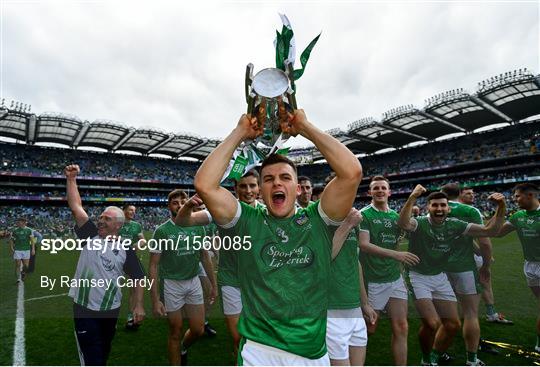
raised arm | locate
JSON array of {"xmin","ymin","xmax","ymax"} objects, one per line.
[
  {"xmin": 174, "ymin": 194, "xmax": 212, "ymax": 227},
  {"xmin": 194, "ymin": 115, "xmax": 262, "ymax": 225},
  {"xmin": 64, "ymin": 165, "xmax": 89, "ymax": 228},
  {"xmin": 398, "ymin": 184, "xmax": 426, "ymax": 231},
  {"xmin": 281, "ymin": 109, "xmax": 362, "ymax": 222},
  {"xmin": 331, "ymin": 208, "xmax": 362, "ymax": 260},
  {"xmin": 494, "ymin": 222, "xmax": 516, "ymax": 237},
  {"xmin": 466, "ymin": 193, "xmax": 506, "ymax": 237}
]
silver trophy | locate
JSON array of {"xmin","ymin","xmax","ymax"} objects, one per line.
[{"xmin": 245, "ymin": 61, "xmax": 297, "ymax": 147}]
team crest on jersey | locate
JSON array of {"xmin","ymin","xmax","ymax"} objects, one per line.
[
  {"xmin": 100, "ymin": 254, "xmax": 115, "ymax": 272},
  {"xmin": 112, "ymin": 249, "xmax": 119, "ymax": 256},
  {"xmin": 295, "ymin": 214, "xmax": 309, "ymax": 226}
]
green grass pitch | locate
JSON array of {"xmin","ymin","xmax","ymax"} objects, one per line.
[{"xmin": 1, "ymin": 231, "xmax": 538, "ymax": 365}]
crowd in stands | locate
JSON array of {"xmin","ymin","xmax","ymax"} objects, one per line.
[
  {"xmin": 0, "ymin": 144, "xmax": 198, "ymax": 183},
  {"xmin": 0, "ymin": 205, "xmax": 169, "ymax": 236},
  {"xmin": 0, "ymin": 122, "xmax": 538, "ymax": 184}
]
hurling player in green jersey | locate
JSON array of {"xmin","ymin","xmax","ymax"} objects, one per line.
[
  {"xmin": 194, "ymin": 108, "xmax": 362, "ymax": 365},
  {"xmin": 493, "ymin": 182, "xmax": 540, "ymax": 352},
  {"xmin": 329, "ymin": 207, "xmax": 377, "ymax": 366},
  {"xmin": 459, "ymin": 187, "xmax": 512, "ymax": 325},
  {"xmin": 9, "ymin": 217, "xmax": 36, "ymax": 282},
  {"xmin": 176, "ymin": 170, "xmax": 265, "ymax": 361},
  {"xmin": 297, "ymin": 176, "xmax": 315, "ymax": 208},
  {"xmin": 398, "ymin": 185, "xmax": 506, "ymax": 365},
  {"xmin": 149, "ymin": 189, "xmax": 217, "ymax": 365},
  {"xmin": 359, "ymin": 176, "xmax": 419, "ymax": 365},
  {"xmin": 441, "ymin": 183, "xmax": 493, "ymax": 366},
  {"xmin": 120, "ymin": 204, "xmax": 146, "ymax": 330}
]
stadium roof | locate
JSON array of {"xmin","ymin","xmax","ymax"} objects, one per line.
[{"xmin": 1, "ymin": 68, "xmax": 539, "ymax": 161}]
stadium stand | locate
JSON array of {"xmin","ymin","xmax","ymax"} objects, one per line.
[{"xmin": 0, "ymin": 68, "xmax": 538, "ymax": 230}]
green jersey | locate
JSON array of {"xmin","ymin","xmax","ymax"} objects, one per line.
[
  {"xmin": 217, "ymin": 201, "xmax": 266, "ymax": 288},
  {"xmin": 223, "ymin": 201, "xmax": 337, "ymax": 359},
  {"xmin": 12, "ymin": 227, "xmax": 33, "ymax": 251},
  {"xmin": 118, "ymin": 220, "xmax": 143, "ymax": 247},
  {"xmin": 152, "ymin": 219, "xmax": 204, "ymax": 280},
  {"xmin": 408, "ymin": 216, "xmax": 471, "ymax": 275},
  {"xmin": 329, "ymin": 226, "xmax": 360, "ymax": 309},
  {"xmin": 508, "ymin": 205, "xmax": 540, "ymax": 261},
  {"xmin": 359, "ymin": 205, "xmax": 402, "ymax": 283},
  {"xmin": 446, "ymin": 201, "xmax": 483, "ymax": 272}
]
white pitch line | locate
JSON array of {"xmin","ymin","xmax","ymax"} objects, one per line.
[
  {"xmin": 13, "ymin": 282, "xmax": 26, "ymax": 366},
  {"xmin": 25, "ymin": 293, "xmax": 68, "ymax": 302}
]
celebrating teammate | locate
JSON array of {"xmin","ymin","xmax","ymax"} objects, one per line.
[
  {"xmin": 297, "ymin": 176, "xmax": 314, "ymax": 208},
  {"xmin": 64, "ymin": 164, "xmax": 145, "ymax": 366},
  {"xmin": 458, "ymin": 186, "xmax": 513, "ymax": 325},
  {"xmin": 194, "ymin": 108, "xmax": 362, "ymax": 365},
  {"xmin": 441, "ymin": 183, "xmax": 492, "ymax": 365},
  {"xmin": 9, "ymin": 217, "xmax": 35, "ymax": 283},
  {"xmin": 176, "ymin": 170, "xmax": 266, "ymax": 361},
  {"xmin": 119, "ymin": 204, "xmax": 146, "ymax": 330},
  {"xmin": 493, "ymin": 182, "xmax": 540, "ymax": 352},
  {"xmin": 398, "ymin": 185, "xmax": 506, "ymax": 365},
  {"xmin": 149, "ymin": 189, "xmax": 217, "ymax": 365},
  {"xmin": 359, "ymin": 176, "xmax": 418, "ymax": 365}
]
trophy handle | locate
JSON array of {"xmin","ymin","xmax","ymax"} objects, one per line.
[
  {"xmin": 247, "ymin": 92, "xmax": 257, "ymax": 115},
  {"xmin": 283, "ymin": 60, "xmax": 297, "ymax": 110},
  {"xmin": 245, "ymin": 63, "xmax": 254, "ymax": 103}
]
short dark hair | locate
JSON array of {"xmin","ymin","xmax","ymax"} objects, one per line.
[
  {"xmin": 234, "ymin": 169, "xmax": 260, "ymax": 187},
  {"xmin": 122, "ymin": 204, "xmax": 135, "ymax": 211},
  {"xmin": 168, "ymin": 189, "xmax": 188, "ymax": 203},
  {"xmin": 514, "ymin": 182, "xmax": 539, "ymax": 194},
  {"xmin": 16, "ymin": 217, "xmax": 27, "ymax": 222},
  {"xmin": 260, "ymin": 154, "xmax": 297, "ymax": 176},
  {"xmin": 298, "ymin": 176, "xmax": 312, "ymax": 185},
  {"xmin": 441, "ymin": 183, "xmax": 460, "ymax": 199},
  {"xmin": 427, "ymin": 191, "xmax": 448, "ymax": 203},
  {"xmin": 460, "ymin": 186, "xmax": 474, "ymax": 192},
  {"xmin": 370, "ymin": 175, "xmax": 390, "ymax": 186}
]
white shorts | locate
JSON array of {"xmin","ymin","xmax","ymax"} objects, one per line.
[
  {"xmin": 326, "ymin": 308, "xmax": 367, "ymax": 360},
  {"xmin": 474, "ymin": 254, "xmax": 483, "ymax": 269},
  {"xmin": 163, "ymin": 276, "xmax": 204, "ymax": 312},
  {"xmin": 409, "ymin": 271, "xmax": 456, "ymax": 301},
  {"xmin": 221, "ymin": 285, "xmax": 242, "ymax": 316},
  {"xmin": 524, "ymin": 261, "xmax": 540, "ymax": 287},
  {"xmin": 447, "ymin": 270, "xmax": 481, "ymax": 295},
  {"xmin": 368, "ymin": 276, "xmax": 408, "ymax": 311},
  {"xmin": 13, "ymin": 250, "xmax": 30, "ymax": 260},
  {"xmin": 198, "ymin": 262, "xmax": 207, "ymax": 277},
  {"xmin": 240, "ymin": 339, "xmax": 329, "ymax": 366}
]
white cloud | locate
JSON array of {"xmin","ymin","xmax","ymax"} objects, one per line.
[{"xmin": 2, "ymin": 0, "xmax": 538, "ymax": 144}]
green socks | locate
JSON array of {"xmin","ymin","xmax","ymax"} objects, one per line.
[{"xmin": 467, "ymin": 351, "xmax": 478, "ymax": 363}]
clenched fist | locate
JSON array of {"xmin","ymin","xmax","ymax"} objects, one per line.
[
  {"xmin": 410, "ymin": 184, "xmax": 426, "ymax": 198},
  {"xmin": 64, "ymin": 164, "xmax": 80, "ymax": 179}
]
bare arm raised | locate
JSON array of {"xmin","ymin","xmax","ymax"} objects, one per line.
[
  {"xmin": 194, "ymin": 115, "xmax": 262, "ymax": 225},
  {"xmin": 64, "ymin": 165, "xmax": 89, "ymax": 228},
  {"xmin": 398, "ymin": 184, "xmax": 426, "ymax": 231},
  {"xmin": 466, "ymin": 193, "xmax": 507, "ymax": 237},
  {"xmin": 281, "ymin": 109, "xmax": 362, "ymax": 221}
]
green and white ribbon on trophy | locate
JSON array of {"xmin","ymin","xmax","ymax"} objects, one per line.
[{"xmin": 223, "ymin": 13, "xmax": 320, "ymax": 182}]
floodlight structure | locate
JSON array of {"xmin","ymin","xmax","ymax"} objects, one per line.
[
  {"xmin": 425, "ymin": 88, "xmax": 468, "ymax": 110},
  {"xmin": 477, "ymin": 68, "xmax": 535, "ymax": 93}
]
